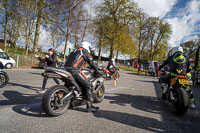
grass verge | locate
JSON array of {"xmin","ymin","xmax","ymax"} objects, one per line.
[{"xmin": 119, "ymin": 66, "xmax": 146, "ymax": 75}]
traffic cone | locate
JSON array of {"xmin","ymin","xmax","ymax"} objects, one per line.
[{"xmin": 113, "ymin": 79, "xmax": 117, "ymax": 86}]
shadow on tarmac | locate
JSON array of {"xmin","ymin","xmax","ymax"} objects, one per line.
[
  {"xmin": 0, "ymin": 90, "xmax": 40, "ymax": 106},
  {"xmin": 7, "ymin": 82, "xmax": 41, "ymax": 91},
  {"xmin": 0, "ymin": 90, "xmax": 47, "ymax": 117},
  {"xmin": 72, "ymin": 106, "xmax": 164, "ymax": 133},
  {"xmin": 12, "ymin": 103, "xmax": 48, "ymax": 118},
  {"xmin": 104, "ymin": 77, "xmax": 200, "ymax": 133}
]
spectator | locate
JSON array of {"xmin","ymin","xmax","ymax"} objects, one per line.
[
  {"xmin": 35, "ymin": 48, "xmax": 60, "ymax": 93},
  {"xmin": 127, "ymin": 62, "xmax": 130, "ymax": 67}
]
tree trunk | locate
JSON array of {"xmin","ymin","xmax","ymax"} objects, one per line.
[
  {"xmin": 3, "ymin": 0, "xmax": 8, "ymax": 51},
  {"xmin": 98, "ymin": 43, "xmax": 102, "ymax": 63},
  {"xmin": 25, "ymin": 36, "xmax": 31, "ymax": 55},
  {"xmin": 63, "ymin": 34, "xmax": 69, "ymax": 62},
  {"xmin": 63, "ymin": 9, "xmax": 71, "ymax": 62},
  {"xmin": 109, "ymin": 42, "xmax": 114, "ymax": 59},
  {"xmin": 116, "ymin": 50, "xmax": 119, "ymax": 64},
  {"xmin": 150, "ymin": 41, "xmax": 153, "ymax": 61},
  {"xmin": 33, "ymin": 0, "xmax": 43, "ymax": 53},
  {"xmin": 13, "ymin": 38, "xmax": 18, "ymax": 48},
  {"xmin": 81, "ymin": 19, "xmax": 88, "ymax": 42}
]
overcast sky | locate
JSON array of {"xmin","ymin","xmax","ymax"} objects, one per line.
[{"xmin": 135, "ymin": 0, "xmax": 200, "ymax": 47}]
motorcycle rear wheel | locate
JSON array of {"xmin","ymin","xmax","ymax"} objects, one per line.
[
  {"xmin": 172, "ymin": 87, "xmax": 188, "ymax": 116},
  {"xmin": 0, "ymin": 72, "xmax": 9, "ymax": 88},
  {"xmin": 42, "ymin": 85, "xmax": 71, "ymax": 117}
]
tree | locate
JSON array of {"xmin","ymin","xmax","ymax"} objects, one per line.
[
  {"xmin": 2, "ymin": 0, "xmax": 10, "ymax": 50},
  {"xmin": 97, "ymin": 0, "xmax": 137, "ymax": 59},
  {"xmin": 50, "ymin": 0, "xmax": 86, "ymax": 61},
  {"xmin": 32, "ymin": 0, "xmax": 64, "ymax": 53},
  {"xmin": 32, "ymin": 0, "xmax": 44, "ymax": 53},
  {"xmin": 19, "ymin": 0, "xmax": 38, "ymax": 55},
  {"xmin": 180, "ymin": 36, "xmax": 200, "ymax": 60},
  {"xmin": 6, "ymin": 0, "xmax": 22, "ymax": 48},
  {"xmin": 131, "ymin": 8, "xmax": 148, "ymax": 61},
  {"xmin": 144, "ymin": 17, "xmax": 172, "ymax": 61}
]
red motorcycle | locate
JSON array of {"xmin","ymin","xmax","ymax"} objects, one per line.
[{"xmin": 100, "ymin": 67, "xmax": 120, "ymax": 80}]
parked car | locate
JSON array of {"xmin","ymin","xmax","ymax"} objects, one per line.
[{"xmin": 0, "ymin": 48, "xmax": 16, "ymax": 69}]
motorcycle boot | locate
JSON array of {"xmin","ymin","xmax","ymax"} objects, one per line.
[
  {"xmin": 86, "ymin": 88, "xmax": 99, "ymax": 112},
  {"xmin": 189, "ymin": 98, "xmax": 196, "ymax": 109},
  {"xmin": 161, "ymin": 83, "xmax": 168, "ymax": 94},
  {"xmin": 74, "ymin": 90, "xmax": 82, "ymax": 100},
  {"xmin": 86, "ymin": 101, "xmax": 99, "ymax": 112},
  {"xmin": 161, "ymin": 83, "xmax": 167, "ymax": 100}
]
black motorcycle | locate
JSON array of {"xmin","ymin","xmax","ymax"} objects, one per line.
[
  {"xmin": 0, "ymin": 62, "xmax": 9, "ymax": 88},
  {"xmin": 42, "ymin": 67, "xmax": 105, "ymax": 117},
  {"xmin": 159, "ymin": 69, "xmax": 190, "ymax": 115}
]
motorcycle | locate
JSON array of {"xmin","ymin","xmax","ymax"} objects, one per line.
[
  {"xmin": 100, "ymin": 67, "xmax": 120, "ymax": 80},
  {"xmin": 0, "ymin": 62, "xmax": 9, "ymax": 88},
  {"xmin": 42, "ymin": 67, "xmax": 105, "ymax": 117},
  {"xmin": 159, "ymin": 69, "xmax": 191, "ymax": 115}
]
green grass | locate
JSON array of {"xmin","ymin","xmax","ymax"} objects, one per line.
[{"xmin": 119, "ymin": 66, "xmax": 146, "ymax": 75}]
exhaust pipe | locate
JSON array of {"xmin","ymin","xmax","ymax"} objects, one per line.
[
  {"xmin": 60, "ymin": 91, "xmax": 74, "ymax": 103},
  {"xmin": 42, "ymin": 72, "xmax": 62, "ymax": 79}
]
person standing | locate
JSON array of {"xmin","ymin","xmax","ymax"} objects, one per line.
[{"xmin": 35, "ymin": 48, "xmax": 60, "ymax": 93}]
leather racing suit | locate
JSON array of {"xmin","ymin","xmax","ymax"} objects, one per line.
[
  {"xmin": 107, "ymin": 60, "xmax": 117, "ymax": 74},
  {"xmin": 64, "ymin": 47, "xmax": 99, "ymax": 104}
]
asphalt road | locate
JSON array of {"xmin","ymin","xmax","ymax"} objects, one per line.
[{"xmin": 0, "ymin": 69, "xmax": 200, "ymax": 133}]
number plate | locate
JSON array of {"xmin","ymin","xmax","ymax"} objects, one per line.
[{"xmin": 178, "ymin": 79, "xmax": 189, "ymax": 85}]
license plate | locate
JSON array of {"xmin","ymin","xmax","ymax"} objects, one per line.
[{"xmin": 178, "ymin": 79, "xmax": 189, "ymax": 85}]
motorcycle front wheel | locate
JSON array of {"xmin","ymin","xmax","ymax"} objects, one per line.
[
  {"xmin": 42, "ymin": 85, "xmax": 71, "ymax": 117},
  {"xmin": 115, "ymin": 72, "xmax": 120, "ymax": 80},
  {"xmin": 172, "ymin": 87, "xmax": 188, "ymax": 116},
  {"xmin": 0, "ymin": 72, "xmax": 9, "ymax": 88},
  {"xmin": 93, "ymin": 85, "xmax": 105, "ymax": 103}
]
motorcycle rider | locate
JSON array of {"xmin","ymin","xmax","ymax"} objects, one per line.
[
  {"xmin": 158, "ymin": 46, "xmax": 196, "ymax": 109},
  {"xmin": 64, "ymin": 42, "xmax": 100, "ymax": 112},
  {"xmin": 107, "ymin": 58, "xmax": 117, "ymax": 75}
]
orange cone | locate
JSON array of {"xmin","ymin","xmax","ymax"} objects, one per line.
[{"xmin": 113, "ymin": 79, "xmax": 117, "ymax": 86}]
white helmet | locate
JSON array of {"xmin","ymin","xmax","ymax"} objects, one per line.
[
  {"xmin": 172, "ymin": 46, "xmax": 183, "ymax": 55},
  {"xmin": 81, "ymin": 42, "xmax": 91, "ymax": 53}
]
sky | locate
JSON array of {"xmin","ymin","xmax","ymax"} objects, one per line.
[{"xmin": 134, "ymin": 0, "xmax": 200, "ymax": 47}]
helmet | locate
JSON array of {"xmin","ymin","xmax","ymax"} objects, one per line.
[
  {"xmin": 172, "ymin": 46, "xmax": 183, "ymax": 55},
  {"xmin": 81, "ymin": 42, "xmax": 91, "ymax": 53},
  {"xmin": 111, "ymin": 58, "xmax": 115, "ymax": 62}
]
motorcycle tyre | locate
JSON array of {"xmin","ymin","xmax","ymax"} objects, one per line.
[
  {"xmin": 172, "ymin": 87, "xmax": 188, "ymax": 116},
  {"xmin": 42, "ymin": 85, "xmax": 71, "ymax": 117},
  {"xmin": 0, "ymin": 72, "xmax": 9, "ymax": 88},
  {"xmin": 93, "ymin": 85, "xmax": 105, "ymax": 103}
]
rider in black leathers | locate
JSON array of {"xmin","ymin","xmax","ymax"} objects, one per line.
[
  {"xmin": 64, "ymin": 42, "xmax": 100, "ymax": 112},
  {"xmin": 107, "ymin": 58, "xmax": 117, "ymax": 74},
  {"xmin": 158, "ymin": 46, "xmax": 196, "ymax": 109}
]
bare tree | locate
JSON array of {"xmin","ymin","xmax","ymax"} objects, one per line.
[{"xmin": 2, "ymin": 0, "xmax": 10, "ymax": 50}]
